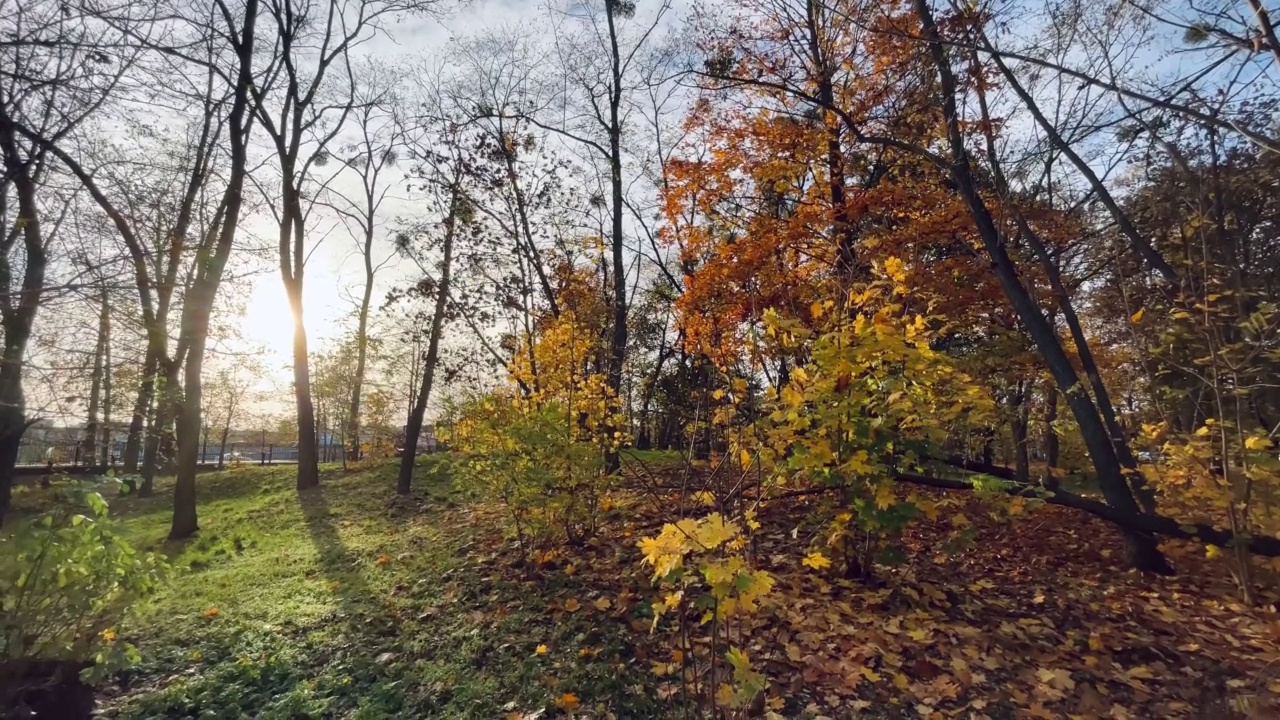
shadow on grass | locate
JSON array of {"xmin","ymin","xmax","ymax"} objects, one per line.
[{"xmin": 298, "ymin": 484, "xmax": 376, "ymax": 620}]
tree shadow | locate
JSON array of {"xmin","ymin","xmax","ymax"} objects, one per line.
[{"xmin": 298, "ymin": 485, "xmax": 375, "ymax": 619}]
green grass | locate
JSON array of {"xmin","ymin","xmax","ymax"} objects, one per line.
[
  {"xmin": 28, "ymin": 458, "xmax": 663, "ymax": 719},
  {"xmin": 619, "ymin": 448, "xmax": 684, "ymax": 468}
]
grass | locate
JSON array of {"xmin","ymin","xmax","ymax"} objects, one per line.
[{"xmin": 30, "ymin": 458, "xmax": 662, "ymax": 719}]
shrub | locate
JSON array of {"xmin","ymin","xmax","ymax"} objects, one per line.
[
  {"xmin": 454, "ymin": 394, "xmax": 614, "ymax": 551},
  {"xmin": 1, "ymin": 482, "xmax": 169, "ymax": 690}
]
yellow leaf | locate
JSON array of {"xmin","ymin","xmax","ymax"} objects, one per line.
[
  {"xmin": 101, "ymin": 628, "xmax": 117, "ymax": 642},
  {"xmin": 1245, "ymin": 435, "xmax": 1272, "ymax": 451},
  {"xmin": 802, "ymin": 551, "xmax": 832, "ymax": 570},
  {"xmin": 555, "ymin": 692, "xmax": 579, "ymax": 712},
  {"xmin": 563, "ymin": 598, "xmax": 580, "ymax": 612},
  {"xmin": 875, "ymin": 484, "xmax": 896, "ymax": 510},
  {"xmin": 1088, "ymin": 633, "xmax": 1104, "ymax": 651},
  {"xmin": 810, "ymin": 301, "xmax": 824, "ymax": 319},
  {"xmin": 535, "ymin": 644, "xmax": 548, "ymax": 656},
  {"xmin": 884, "ymin": 256, "xmax": 908, "ymax": 283},
  {"xmin": 1205, "ymin": 544, "xmax": 1221, "ymax": 559},
  {"xmin": 592, "ymin": 597, "xmax": 612, "ymax": 611},
  {"xmin": 712, "ymin": 389, "xmax": 725, "ymax": 400},
  {"xmin": 1130, "ymin": 307, "xmax": 1145, "ymax": 323},
  {"xmin": 739, "ymin": 448, "xmax": 752, "ymax": 469}
]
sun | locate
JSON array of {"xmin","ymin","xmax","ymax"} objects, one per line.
[{"xmin": 239, "ymin": 276, "xmax": 298, "ymax": 371}]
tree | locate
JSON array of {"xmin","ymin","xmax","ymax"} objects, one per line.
[
  {"xmin": 497, "ymin": 0, "xmax": 672, "ymax": 470},
  {"xmin": 326, "ymin": 59, "xmax": 405, "ymax": 461},
  {"xmin": 203, "ymin": 358, "xmax": 262, "ymax": 469},
  {"xmin": 250, "ymin": 0, "xmax": 435, "ymax": 492},
  {"xmin": 0, "ymin": 0, "xmax": 151, "ymax": 521},
  {"xmin": 169, "ymin": 0, "xmax": 262, "ymax": 539},
  {"xmin": 393, "ymin": 133, "xmax": 466, "ymax": 494}
]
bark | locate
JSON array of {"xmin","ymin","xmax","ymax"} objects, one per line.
[
  {"xmin": 0, "ymin": 115, "xmax": 47, "ymax": 524},
  {"xmin": 141, "ymin": 359, "xmax": 180, "ymax": 495},
  {"xmin": 101, "ymin": 304, "xmax": 111, "ymax": 467},
  {"xmin": 84, "ymin": 291, "xmax": 108, "ymax": 466},
  {"xmin": 218, "ymin": 423, "xmax": 230, "ymax": 470},
  {"xmin": 1012, "ymin": 381, "xmax": 1030, "ymax": 483},
  {"xmin": 170, "ymin": 0, "xmax": 257, "ymax": 540},
  {"xmin": 346, "ymin": 247, "xmax": 373, "ymax": 461},
  {"xmin": 970, "ymin": 42, "xmax": 1157, "ymax": 512},
  {"xmin": 281, "ymin": 186, "xmax": 320, "ymax": 489},
  {"xmin": 804, "ymin": 0, "xmax": 858, "ymax": 280},
  {"xmin": 910, "ymin": 0, "xmax": 1170, "ymax": 573},
  {"xmin": 1044, "ymin": 379, "xmax": 1060, "ymax": 490},
  {"xmin": 397, "ymin": 185, "xmax": 457, "ymax": 494},
  {"xmin": 603, "ymin": 0, "xmax": 628, "ymax": 475},
  {"xmin": 893, "ymin": 471, "xmax": 1280, "ymax": 558},
  {"xmin": 122, "ymin": 348, "xmax": 156, "ymax": 472}
]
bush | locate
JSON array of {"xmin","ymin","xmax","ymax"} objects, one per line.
[
  {"xmin": 454, "ymin": 394, "xmax": 614, "ymax": 551},
  {"xmin": 1, "ymin": 481, "xmax": 168, "ymax": 709}
]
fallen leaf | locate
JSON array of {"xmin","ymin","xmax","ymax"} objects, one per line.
[
  {"xmin": 555, "ymin": 692, "xmax": 579, "ymax": 712},
  {"xmin": 802, "ymin": 551, "xmax": 832, "ymax": 570}
]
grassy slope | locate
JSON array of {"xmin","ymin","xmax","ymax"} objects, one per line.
[{"xmin": 92, "ymin": 459, "xmax": 658, "ymax": 719}]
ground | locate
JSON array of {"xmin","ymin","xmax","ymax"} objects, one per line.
[{"xmin": 11, "ymin": 456, "xmax": 1280, "ymax": 718}]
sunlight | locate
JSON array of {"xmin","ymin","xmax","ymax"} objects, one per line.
[{"xmin": 239, "ymin": 278, "xmax": 296, "ymax": 370}]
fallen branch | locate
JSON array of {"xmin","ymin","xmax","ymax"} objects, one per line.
[{"xmin": 892, "ymin": 472, "xmax": 1280, "ymax": 557}]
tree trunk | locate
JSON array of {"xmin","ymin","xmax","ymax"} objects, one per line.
[
  {"xmin": 141, "ymin": 359, "xmax": 180, "ymax": 495},
  {"xmin": 1012, "ymin": 381, "xmax": 1030, "ymax": 483},
  {"xmin": 346, "ymin": 240, "xmax": 374, "ymax": 462},
  {"xmin": 84, "ymin": 292, "xmax": 108, "ymax": 467},
  {"xmin": 804, "ymin": 0, "xmax": 858, "ymax": 280},
  {"xmin": 101, "ymin": 304, "xmax": 112, "ymax": 467},
  {"xmin": 398, "ymin": 184, "xmax": 457, "ymax": 494},
  {"xmin": 171, "ymin": 0, "xmax": 257, "ymax": 540},
  {"xmin": 603, "ymin": 0, "xmax": 628, "ymax": 475},
  {"xmin": 0, "ymin": 114, "xmax": 47, "ymax": 525},
  {"xmin": 910, "ymin": 0, "xmax": 1170, "ymax": 573},
  {"xmin": 290, "ymin": 287, "xmax": 320, "ymax": 488},
  {"xmin": 218, "ymin": 424, "xmax": 230, "ymax": 470},
  {"xmin": 281, "ymin": 182, "xmax": 319, "ymax": 489},
  {"xmin": 123, "ymin": 349, "xmax": 157, "ymax": 473},
  {"xmin": 1044, "ymin": 379, "xmax": 1060, "ymax": 490}
]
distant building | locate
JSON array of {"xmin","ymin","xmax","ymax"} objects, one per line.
[{"xmin": 399, "ymin": 424, "xmax": 436, "ymax": 453}]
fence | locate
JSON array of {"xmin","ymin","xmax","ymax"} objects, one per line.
[{"xmin": 17, "ymin": 435, "xmax": 387, "ymax": 473}]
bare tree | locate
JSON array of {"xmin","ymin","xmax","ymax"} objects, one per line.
[
  {"xmin": 249, "ymin": 0, "xmax": 431, "ymax": 491},
  {"xmin": 169, "ymin": 0, "xmax": 263, "ymax": 539},
  {"xmin": 0, "ymin": 0, "xmax": 152, "ymax": 521},
  {"xmin": 326, "ymin": 59, "xmax": 405, "ymax": 461}
]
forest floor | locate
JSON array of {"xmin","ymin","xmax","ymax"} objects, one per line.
[{"xmin": 48, "ymin": 455, "xmax": 1280, "ymax": 719}]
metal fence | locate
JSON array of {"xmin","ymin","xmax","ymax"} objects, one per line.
[{"xmin": 16, "ymin": 435, "xmax": 376, "ymax": 473}]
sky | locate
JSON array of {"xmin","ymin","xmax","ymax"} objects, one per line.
[
  {"xmin": 236, "ymin": 0, "xmax": 546, "ymax": 382},
  {"xmin": 235, "ymin": 0, "xmax": 688, "ymax": 390}
]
